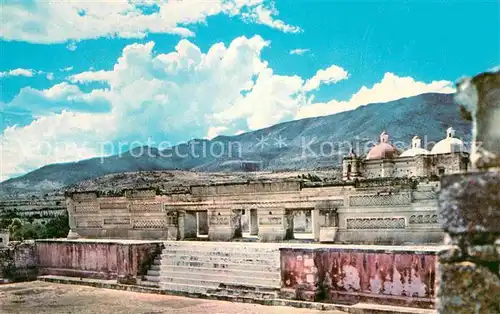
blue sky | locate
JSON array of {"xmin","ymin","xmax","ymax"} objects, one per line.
[{"xmin": 0, "ymin": 0, "xmax": 499, "ymax": 181}]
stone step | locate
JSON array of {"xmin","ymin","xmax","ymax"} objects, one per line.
[
  {"xmin": 159, "ymin": 265, "xmax": 281, "ymax": 280},
  {"xmin": 158, "ymin": 273, "xmax": 280, "ymax": 288},
  {"xmin": 162, "ymin": 247, "xmax": 279, "ymax": 254},
  {"xmin": 160, "ymin": 252, "xmax": 279, "ymax": 262},
  {"xmin": 147, "ymin": 269, "xmax": 161, "ymax": 276},
  {"xmin": 139, "ymin": 280, "xmax": 159, "ymax": 288},
  {"xmin": 160, "ymin": 260, "xmax": 280, "ymax": 272},
  {"xmin": 144, "ymin": 275, "xmax": 161, "ymax": 282},
  {"xmin": 153, "ymin": 259, "xmax": 162, "ymax": 265},
  {"xmin": 160, "ymin": 253, "xmax": 280, "ymax": 266},
  {"xmin": 150, "ymin": 265, "xmax": 161, "ymax": 271}
]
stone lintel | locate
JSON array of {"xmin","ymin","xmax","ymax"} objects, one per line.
[{"xmin": 438, "ymin": 171, "xmax": 500, "ymax": 234}]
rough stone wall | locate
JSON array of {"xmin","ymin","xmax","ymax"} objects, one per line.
[
  {"xmin": 280, "ymin": 247, "xmax": 437, "ymax": 308},
  {"xmin": 0, "ymin": 241, "xmax": 38, "ymax": 281},
  {"xmin": 36, "ymin": 239, "xmax": 163, "ymax": 283},
  {"xmin": 436, "ymin": 171, "xmax": 500, "ymax": 314}
]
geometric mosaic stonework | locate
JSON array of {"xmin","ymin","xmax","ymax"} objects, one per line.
[
  {"xmin": 74, "ymin": 204, "xmax": 99, "ymax": 213},
  {"xmin": 76, "ymin": 220, "xmax": 102, "ymax": 228},
  {"xmin": 103, "ymin": 218, "xmax": 130, "ymax": 225},
  {"xmin": 125, "ymin": 189, "xmax": 156, "ymax": 199},
  {"xmin": 346, "ymin": 217, "xmax": 406, "ymax": 229},
  {"xmin": 129, "ymin": 202, "xmax": 163, "ymax": 212},
  {"xmin": 132, "ymin": 219, "xmax": 166, "ymax": 229},
  {"xmin": 349, "ymin": 194, "xmax": 411, "ymax": 207},
  {"xmin": 99, "ymin": 202, "xmax": 129, "ymax": 211},
  {"xmin": 409, "ymin": 214, "xmax": 438, "ymax": 224},
  {"xmin": 412, "ymin": 191, "xmax": 437, "ymax": 201}
]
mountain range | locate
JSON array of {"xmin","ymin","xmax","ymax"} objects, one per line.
[{"xmin": 0, "ymin": 92, "xmax": 471, "ymax": 197}]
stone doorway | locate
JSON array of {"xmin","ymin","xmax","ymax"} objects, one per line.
[
  {"xmin": 196, "ymin": 211, "xmax": 209, "ymax": 238},
  {"xmin": 285, "ymin": 209, "xmax": 314, "ymax": 240},
  {"xmin": 241, "ymin": 208, "xmax": 259, "ymax": 237},
  {"xmin": 232, "ymin": 209, "xmax": 243, "ymax": 238}
]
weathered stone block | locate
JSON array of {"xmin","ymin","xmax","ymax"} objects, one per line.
[
  {"xmin": 438, "ymin": 171, "xmax": 500, "ymax": 234},
  {"xmin": 437, "ymin": 262, "xmax": 500, "ymax": 314}
]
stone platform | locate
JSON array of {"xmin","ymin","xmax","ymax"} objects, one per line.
[
  {"xmin": 36, "ymin": 239, "xmax": 163, "ymax": 283},
  {"xmin": 26, "ymin": 239, "xmax": 441, "ymax": 311}
]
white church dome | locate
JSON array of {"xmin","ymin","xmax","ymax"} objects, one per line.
[
  {"xmin": 400, "ymin": 136, "xmax": 430, "ymax": 157},
  {"xmin": 430, "ymin": 127, "xmax": 466, "ymax": 155}
]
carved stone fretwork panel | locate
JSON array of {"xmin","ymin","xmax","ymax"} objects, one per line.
[
  {"xmin": 132, "ymin": 219, "xmax": 166, "ymax": 229},
  {"xmin": 412, "ymin": 191, "xmax": 437, "ymax": 201},
  {"xmin": 103, "ymin": 218, "xmax": 130, "ymax": 225},
  {"xmin": 125, "ymin": 189, "xmax": 156, "ymax": 199},
  {"xmin": 209, "ymin": 215, "xmax": 230, "ymax": 225},
  {"xmin": 74, "ymin": 203, "xmax": 99, "ymax": 213},
  {"xmin": 316, "ymin": 199, "xmax": 344, "ymax": 210},
  {"xmin": 346, "ymin": 217, "xmax": 406, "ymax": 229},
  {"xmin": 76, "ymin": 220, "xmax": 102, "ymax": 228},
  {"xmin": 129, "ymin": 202, "xmax": 163, "ymax": 212},
  {"xmin": 349, "ymin": 194, "xmax": 411, "ymax": 207},
  {"xmin": 259, "ymin": 216, "xmax": 283, "ymax": 225},
  {"xmin": 99, "ymin": 202, "xmax": 129, "ymax": 211},
  {"xmin": 409, "ymin": 214, "xmax": 438, "ymax": 224}
]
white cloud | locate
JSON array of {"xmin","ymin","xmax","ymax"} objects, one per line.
[
  {"xmin": 60, "ymin": 66, "xmax": 74, "ymax": 72},
  {"xmin": 0, "ymin": 68, "xmax": 56, "ymax": 81},
  {"xmin": 0, "ymin": 68, "xmax": 35, "ymax": 78},
  {"xmin": 1, "ymin": 38, "xmax": 455, "ymax": 181},
  {"xmin": 242, "ymin": 4, "xmax": 302, "ymax": 33},
  {"xmin": 1, "ymin": 111, "xmax": 115, "ymax": 180},
  {"xmin": 69, "ymin": 70, "xmax": 113, "ymax": 84},
  {"xmin": 66, "ymin": 42, "xmax": 77, "ymax": 51},
  {"xmin": 303, "ymin": 64, "xmax": 349, "ymax": 92},
  {"xmin": 289, "ymin": 48, "xmax": 310, "ymax": 55},
  {"xmin": 207, "ymin": 126, "xmax": 229, "ymax": 139},
  {"xmin": 0, "ymin": 1, "xmax": 302, "ymax": 43},
  {"xmin": 296, "ymin": 72, "xmax": 456, "ymax": 119}
]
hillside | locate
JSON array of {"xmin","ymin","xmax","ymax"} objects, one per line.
[{"xmin": 0, "ymin": 92, "xmax": 471, "ymax": 197}]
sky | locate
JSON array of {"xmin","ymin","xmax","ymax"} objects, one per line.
[{"xmin": 0, "ymin": 0, "xmax": 499, "ymax": 181}]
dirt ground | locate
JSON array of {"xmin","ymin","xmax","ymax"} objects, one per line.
[{"xmin": 0, "ymin": 281, "xmax": 346, "ymax": 314}]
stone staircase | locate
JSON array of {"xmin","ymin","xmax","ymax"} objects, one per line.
[{"xmin": 141, "ymin": 241, "xmax": 282, "ymax": 299}]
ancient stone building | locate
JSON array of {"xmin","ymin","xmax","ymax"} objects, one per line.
[
  {"xmin": 0, "ymin": 194, "xmax": 67, "ymax": 223},
  {"xmin": 66, "ymin": 127, "xmax": 469, "ymax": 245}
]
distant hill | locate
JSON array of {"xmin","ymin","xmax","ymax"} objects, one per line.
[{"xmin": 0, "ymin": 92, "xmax": 471, "ymax": 197}]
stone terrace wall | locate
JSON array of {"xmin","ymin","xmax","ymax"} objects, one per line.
[
  {"xmin": 36, "ymin": 239, "xmax": 163, "ymax": 283},
  {"xmin": 436, "ymin": 171, "xmax": 500, "ymax": 313},
  {"xmin": 0, "ymin": 241, "xmax": 38, "ymax": 282},
  {"xmin": 280, "ymin": 246, "xmax": 438, "ymax": 309}
]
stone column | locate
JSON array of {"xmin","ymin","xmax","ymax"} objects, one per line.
[
  {"xmin": 437, "ymin": 172, "xmax": 500, "ymax": 313},
  {"xmin": 65, "ymin": 195, "xmax": 80, "ymax": 239},
  {"xmin": 258, "ymin": 208, "xmax": 287, "ymax": 242},
  {"xmin": 437, "ymin": 71, "xmax": 500, "ymax": 314}
]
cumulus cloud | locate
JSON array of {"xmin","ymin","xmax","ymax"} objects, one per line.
[
  {"xmin": 1, "ymin": 111, "xmax": 115, "ymax": 179},
  {"xmin": 0, "ymin": 68, "xmax": 35, "ymax": 78},
  {"xmin": 207, "ymin": 126, "xmax": 229, "ymax": 139},
  {"xmin": 303, "ymin": 64, "xmax": 349, "ymax": 92},
  {"xmin": 289, "ymin": 48, "xmax": 310, "ymax": 55},
  {"xmin": 0, "ymin": 68, "xmax": 56, "ymax": 81},
  {"xmin": 296, "ymin": 72, "xmax": 456, "ymax": 119},
  {"xmin": 242, "ymin": 4, "xmax": 302, "ymax": 33},
  {"xmin": 0, "ymin": 37, "xmax": 454, "ymax": 181},
  {"xmin": 0, "ymin": 0, "xmax": 302, "ymax": 44}
]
